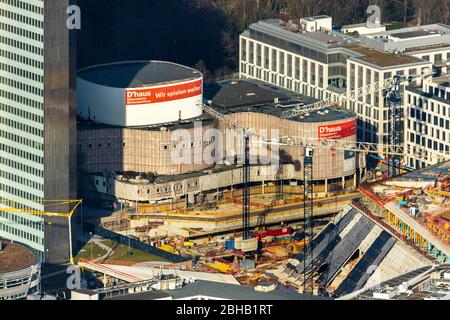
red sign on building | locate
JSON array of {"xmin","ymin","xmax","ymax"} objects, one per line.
[
  {"xmin": 126, "ymin": 79, "xmax": 202, "ymax": 106},
  {"xmin": 318, "ymin": 120, "xmax": 356, "ymax": 140}
]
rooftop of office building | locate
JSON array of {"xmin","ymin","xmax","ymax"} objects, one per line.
[
  {"xmin": 346, "ymin": 44, "xmax": 424, "ymax": 67},
  {"xmin": 392, "ymin": 29, "xmax": 441, "ymax": 39},
  {"xmin": 247, "ymin": 18, "xmax": 356, "ymax": 50},
  {"xmin": 360, "ymin": 24, "xmax": 450, "ymax": 53},
  {"xmin": 368, "ymin": 24, "xmax": 450, "ymax": 40},
  {"xmin": 246, "ymin": 16, "xmax": 450, "ymax": 60},
  {"xmin": 432, "ymin": 75, "xmax": 450, "ymax": 87}
]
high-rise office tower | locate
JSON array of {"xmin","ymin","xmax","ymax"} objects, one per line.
[{"xmin": 0, "ymin": 0, "xmax": 77, "ymax": 263}]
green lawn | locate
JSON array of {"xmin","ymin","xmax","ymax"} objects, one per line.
[
  {"xmin": 74, "ymin": 242, "xmax": 108, "ymax": 263},
  {"xmin": 101, "ymin": 239, "xmax": 170, "ymax": 263}
]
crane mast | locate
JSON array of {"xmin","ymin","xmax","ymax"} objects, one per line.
[
  {"xmin": 243, "ymin": 135, "xmax": 251, "ymax": 240},
  {"xmin": 303, "ymin": 147, "xmax": 314, "ymax": 293},
  {"xmin": 197, "ymin": 103, "xmax": 252, "ymax": 240}
]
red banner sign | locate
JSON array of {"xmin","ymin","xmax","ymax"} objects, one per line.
[
  {"xmin": 126, "ymin": 79, "xmax": 202, "ymax": 105},
  {"xmin": 318, "ymin": 120, "xmax": 356, "ymax": 140}
]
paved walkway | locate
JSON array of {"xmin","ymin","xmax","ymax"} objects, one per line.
[{"xmin": 88, "ymin": 235, "xmax": 115, "ymax": 261}]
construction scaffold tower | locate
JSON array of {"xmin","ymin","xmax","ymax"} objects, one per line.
[{"xmin": 303, "ymin": 147, "xmax": 314, "ymax": 294}]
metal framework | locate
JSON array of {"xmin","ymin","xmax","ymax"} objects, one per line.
[
  {"xmin": 243, "ymin": 135, "xmax": 251, "ymax": 240},
  {"xmin": 198, "ymin": 103, "xmax": 245, "ymax": 136},
  {"xmin": 277, "ymin": 136, "xmax": 450, "ymax": 162},
  {"xmin": 197, "ymin": 103, "xmax": 252, "ymax": 239},
  {"xmin": 282, "ymin": 78, "xmax": 398, "ymax": 119},
  {"xmin": 281, "ymin": 73, "xmax": 434, "ymax": 120},
  {"xmin": 0, "ymin": 198, "xmax": 83, "ymax": 264},
  {"xmin": 303, "ymin": 147, "xmax": 314, "ymax": 294},
  {"xmin": 385, "ymin": 75, "xmax": 409, "ymax": 178}
]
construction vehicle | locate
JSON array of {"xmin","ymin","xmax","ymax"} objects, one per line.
[
  {"xmin": 287, "ymin": 240, "xmax": 309, "ymax": 254},
  {"xmin": 204, "ymin": 261, "xmax": 233, "ymax": 273},
  {"xmin": 0, "ymin": 198, "xmax": 83, "ymax": 264},
  {"xmin": 159, "ymin": 243, "xmax": 177, "ymax": 254}
]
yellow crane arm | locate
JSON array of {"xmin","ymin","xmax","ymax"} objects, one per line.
[{"xmin": 0, "ymin": 199, "xmax": 83, "ymax": 218}]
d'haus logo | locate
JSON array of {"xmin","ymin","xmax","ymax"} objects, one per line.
[
  {"xmin": 320, "ymin": 126, "xmax": 342, "ymax": 134},
  {"xmin": 125, "ymin": 79, "xmax": 202, "ymax": 105},
  {"xmin": 127, "ymin": 91, "xmax": 152, "ymax": 99},
  {"xmin": 318, "ymin": 120, "xmax": 356, "ymax": 140}
]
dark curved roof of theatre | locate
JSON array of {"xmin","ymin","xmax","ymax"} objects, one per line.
[{"xmin": 77, "ymin": 61, "xmax": 202, "ymax": 88}]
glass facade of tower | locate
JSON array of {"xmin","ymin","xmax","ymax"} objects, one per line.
[
  {"xmin": 0, "ymin": 0, "xmax": 76, "ymax": 263},
  {"xmin": 0, "ymin": 0, "xmax": 45, "ymax": 256}
]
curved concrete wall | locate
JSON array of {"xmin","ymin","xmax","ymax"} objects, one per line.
[{"xmin": 78, "ymin": 111, "xmax": 358, "ymax": 180}]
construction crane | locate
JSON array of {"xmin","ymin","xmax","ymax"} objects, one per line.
[
  {"xmin": 281, "ymin": 72, "xmax": 435, "ymax": 120},
  {"xmin": 198, "ymin": 103, "xmax": 253, "ymax": 240},
  {"xmin": 283, "ymin": 72, "xmax": 431, "ymax": 294},
  {"xmin": 198, "ymin": 101, "xmax": 449, "ymax": 292},
  {"xmin": 284, "ymin": 72, "xmax": 434, "ymax": 176},
  {"xmin": 0, "ymin": 199, "xmax": 83, "ymax": 264},
  {"xmin": 288, "ymin": 72, "xmax": 434, "ymax": 171},
  {"xmin": 303, "ymin": 146, "xmax": 314, "ymax": 293}
]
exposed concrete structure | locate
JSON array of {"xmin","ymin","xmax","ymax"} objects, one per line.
[
  {"xmin": 279, "ymin": 204, "xmax": 431, "ymax": 297},
  {"xmin": 79, "ymin": 79, "xmax": 363, "ymax": 204}
]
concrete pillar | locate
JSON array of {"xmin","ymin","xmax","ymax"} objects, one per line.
[
  {"xmin": 353, "ymin": 174, "xmax": 357, "ymax": 188},
  {"xmin": 324, "ymin": 179, "xmax": 328, "ymax": 195},
  {"xmin": 341, "ymin": 177, "xmax": 345, "ymax": 190},
  {"xmin": 103, "ymin": 274, "xmax": 108, "ymax": 287}
]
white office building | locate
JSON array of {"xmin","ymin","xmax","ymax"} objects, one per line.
[
  {"xmin": 240, "ymin": 16, "xmax": 450, "ymax": 167},
  {"xmin": 405, "ymin": 76, "xmax": 450, "ymax": 168}
]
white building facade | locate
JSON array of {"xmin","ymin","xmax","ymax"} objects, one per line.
[
  {"xmin": 240, "ymin": 16, "xmax": 450, "ymax": 169},
  {"xmin": 405, "ymin": 77, "xmax": 450, "ymax": 168}
]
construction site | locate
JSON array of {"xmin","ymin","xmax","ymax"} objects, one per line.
[
  {"xmin": 5, "ymin": 13, "xmax": 450, "ymax": 300},
  {"xmin": 70, "ymin": 58, "xmax": 450, "ymax": 300},
  {"xmin": 358, "ymin": 161, "xmax": 450, "ymax": 263}
]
